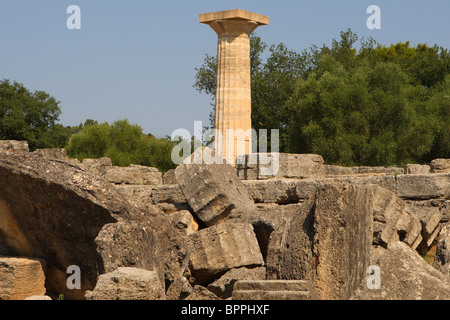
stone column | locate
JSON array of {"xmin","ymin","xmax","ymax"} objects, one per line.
[{"xmin": 199, "ymin": 9, "xmax": 269, "ymax": 164}]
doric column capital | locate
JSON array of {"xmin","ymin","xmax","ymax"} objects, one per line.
[
  {"xmin": 199, "ymin": 9, "xmax": 268, "ymax": 37},
  {"xmin": 209, "ymin": 19, "xmax": 259, "ymax": 37}
]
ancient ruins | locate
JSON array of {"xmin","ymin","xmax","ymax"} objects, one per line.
[
  {"xmin": 0, "ymin": 141, "xmax": 448, "ymax": 300},
  {"xmin": 0, "ymin": 9, "xmax": 449, "ymax": 300},
  {"xmin": 199, "ymin": 9, "xmax": 269, "ymax": 165}
]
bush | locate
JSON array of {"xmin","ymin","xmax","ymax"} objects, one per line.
[{"xmin": 66, "ymin": 119, "xmax": 176, "ymax": 173}]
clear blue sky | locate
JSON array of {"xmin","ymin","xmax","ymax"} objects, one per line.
[{"xmin": 1, "ymin": 1, "xmax": 449, "ymax": 137}]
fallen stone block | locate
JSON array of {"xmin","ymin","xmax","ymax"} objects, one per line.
[
  {"xmin": 433, "ymin": 223, "xmax": 450, "ymax": 278},
  {"xmin": 207, "ymin": 267, "xmax": 266, "ymax": 299},
  {"xmin": 163, "ymin": 169, "xmax": 177, "ymax": 184},
  {"xmin": 115, "ymin": 185, "xmax": 155, "ymax": 209},
  {"xmin": 351, "ymin": 242, "xmax": 450, "ymax": 300},
  {"xmin": 242, "ymin": 175, "xmax": 397, "ymax": 205},
  {"xmin": 0, "ymin": 257, "xmax": 46, "ymax": 300},
  {"xmin": 0, "ymin": 140, "xmax": 29, "ymax": 154},
  {"xmin": 165, "ymin": 276, "xmax": 193, "ymax": 300},
  {"xmin": 372, "ymin": 187, "xmax": 422, "ymax": 249},
  {"xmin": 311, "ymin": 183, "xmax": 375, "ymax": 300},
  {"xmin": 430, "ymin": 158, "xmax": 450, "ymax": 173},
  {"xmin": 266, "ymin": 183, "xmax": 377, "ymax": 300},
  {"xmin": 356, "ymin": 166, "xmax": 404, "ymax": 175},
  {"xmin": 406, "ymin": 203, "xmax": 442, "ymax": 250},
  {"xmin": 33, "ymin": 148, "xmax": 68, "ymax": 160},
  {"xmin": 150, "ymin": 185, "xmax": 186, "ymax": 204},
  {"xmin": 156, "ymin": 202, "xmax": 191, "ymax": 214},
  {"xmin": 185, "ymin": 223, "xmax": 264, "ymax": 285},
  {"xmin": 323, "ymin": 175, "xmax": 398, "ymax": 193},
  {"xmin": 242, "ymin": 179, "xmax": 317, "ymax": 204},
  {"xmin": 231, "ymin": 280, "xmax": 319, "ymax": 300},
  {"xmin": 396, "ymin": 173, "xmax": 450, "ymax": 200},
  {"xmin": 406, "ymin": 164, "xmax": 431, "ymax": 175},
  {"xmin": 236, "ymin": 153, "xmax": 325, "ymax": 180},
  {"xmin": 185, "ymin": 285, "xmax": 220, "ymax": 300},
  {"xmin": 85, "ymin": 267, "xmax": 165, "ymax": 300},
  {"xmin": 324, "ymin": 165, "xmax": 359, "ymax": 176},
  {"xmin": 176, "ymin": 163, "xmax": 257, "ymax": 226},
  {"xmin": 0, "ymin": 152, "xmax": 187, "ymax": 299},
  {"xmin": 94, "ymin": 220, "xmax": 162, "ymax": 281},
  {"xmin": 168, "ymin": 210, "xmax": 199, "ymax": 236},
  {"xmin": 81, "ymin": 157, "xmax": 113, "ymax": 176},
  {"xmin": 104, "ymin": 164, "xmax": 162, "ymax": 185}
]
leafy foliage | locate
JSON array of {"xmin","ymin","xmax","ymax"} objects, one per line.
[
  {"xmin": 66, "ymin": 119, "xmax": 176, "ymax": 172},
  {"xmin": 0, "ymin": 79, "xmax": 66, "ymax": 150},
  {"xmin": 194, "ymin": 29, "xmax": 450, "ymax": 165}
]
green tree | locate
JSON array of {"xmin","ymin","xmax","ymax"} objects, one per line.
[
  {"xmin": 194, "ymin": 29, "xmax": 450, "ymax": 165},
  {"xmin": 66, "ymin": 119, "xmax": 176, "ymax": 172},
  {"xmin": 287, "ymin": 55, "xmax": 439, "ymax": 166},
  {"xmin": 0, "ymin": 79, "xmax": 68, "ymax": 150}
]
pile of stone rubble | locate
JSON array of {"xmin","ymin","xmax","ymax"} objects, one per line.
[{"xmin": 0, "ymin": 141, "xmax": 448, "ymax": 300}]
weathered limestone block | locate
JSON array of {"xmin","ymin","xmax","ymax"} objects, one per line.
[
  {"xmin": 150, "ymin": 185, "xmax": 186, "ymax": 204},
  {"xmin": 406, "ymin": 203, "xmax": 442, "ymax": 250},
  {"xmin": 242, "ymin": 175, "xmax": 397, "ymax": 205},
  {"xmin": 406, "ymin": 164, "xmax": 431, "ymax": 175},
  {"xmin": 168, "ymin": 210, "xmax": 199, "ymax": 236},
  {"xmin": 162, "ymin": 169, "xmax": 176, "ymax": 184},
  {"xmin": 372, "ymin": 187, "xmax": 422, "ymax": 249},
  {"xmin": 0, "ymin": 140, "xmax": 29, "ymax": 154},
  {"xmin": 242, "ymin": 179, "xmax": 317, "ymax": 204},
  {"xmin": 114, "ymin": 185, "xmax": 155, "ymax": 211},
  {"xmin": 266, "ymin": 183, "xmax": 376, "ymax": 300},
  {"xmin": 185, "ymin": 223, "xmax": 264, "ymax": 285},
  {"xmin": 25, "ymin": 295, "xmax": 52, "ymax": 300},
  {"xmin": 165, "ymin": 276, "xmax": 193, "ymax": 300},
  {"xmin": 207, "ymin": 267, "xmax": 266, "ymax": 299},
  {"xmin": 397, "ymin": 173, "xmax": 450, "ymax": 200},
  {"xmin": 236, "ymin": 153, "xmax": 325, "ymax": 180},
  {"xmin": 81, "ymin": 157, "xmax": 113, "ymax": 176},
  {"xmin": 312, "ymin": 183, "xmax": 375, "ymax": 300},
  {"xmin": 322, "ymin": 175, "xmax": 398, "ymax": 193},
  {"xmin": 175, "ymin": 163, "xmax": 257, "ymax": 226},
  {"xmin": 185, "ymin": 285, "xmax": 220, "ymax": 300},
  {"xmin": 430, "ymin": 158, "xmax": 450, "ymax": 173},
  {"xmin": 0, "ymin": 152, "xmax": 186, "ymax": 299},
  {"xmin": 104, "ymin": 164, "xmax": 162, "ymax": 185},
  {"xmin": 228, "ymin": 203, "xmax": 310, "ymax": 264},
  {"xmin": 33, "ymin": 148, "xmax": 68, "ymax": 160},
  {"xmin": 94, "ymin": 220, "xmax": 162, "ymax": 281},
  {"xmin": 324, "ymin": 165, "xmax": 359, "ymax": 176},
  {"xmin": 156, "ymin": 202, "xmax": 191, "ymax": 215},
  {"xmin": 0, "ymin": 257, "xmax": 46, "ymax": 300},
  {"xmin": 352, "ymin": 242, "xmax": 450, "ymax": 300},
  {"xmin": 433, "ymin": 223, "xmax": 450, "ymax": 277},
  {"xmin": 85, "ymin": 267, "xmax": 165, "ymax": 300},
  {"xmin": 356, "ymin": 166, "xmax": 404, "ymax": 175},
  {"xmin": 325, "ymin": 165, "xmax": 404, "ymax": 176},
  {"xmin": 231, "ymin": 280, "xmax": 320, "ymax": 300},
  {"xmin": 264, "ymin": 201, "xmax": 316, "ymax": 282},
  {"xmin": 0, "ymin": 153, "xmax": 124, "ymax": 299}
]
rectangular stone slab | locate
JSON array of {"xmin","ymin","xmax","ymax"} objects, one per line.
[
  {"xmin": 175, "ymin": 163, "xmax": 257, "ymax": 226},
  {"xmin": 0, "ymin": 257, "xmax": 46, "ymax": 300},
  {"xmin": 199, "ymin": 9, "xmax": 269, "ymax": 25},
  {"xmin": 232, "ymin": 280, "xmax": 319, "ymax": 300},
  {"xmin": 185, "ymin": 223, "xmax": 264, "ymax": 284}
]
